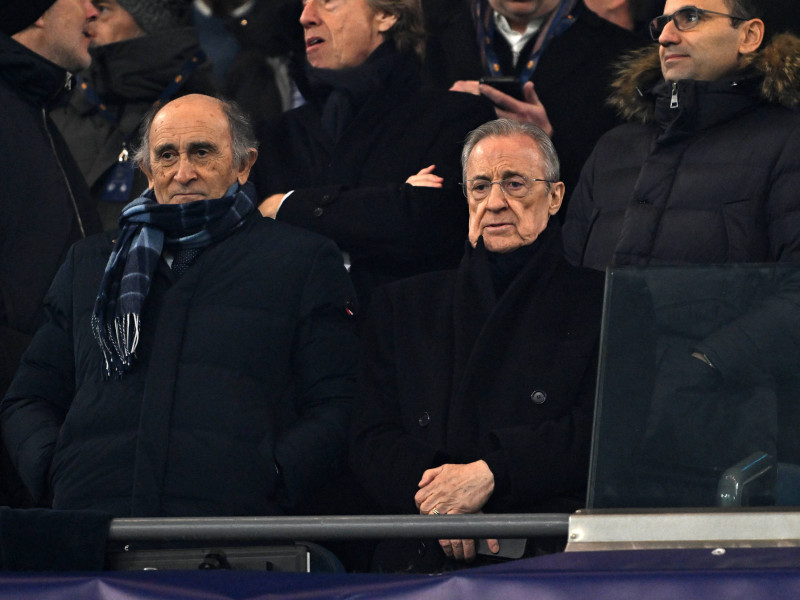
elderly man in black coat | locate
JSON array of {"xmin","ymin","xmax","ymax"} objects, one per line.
[
  {"xmin": 351, "ymin": 119, "xmax": 605, "ymax": 572},
  {"xmin": 1, "ymin": 94, "xmax": 358, "ymax": 518}
]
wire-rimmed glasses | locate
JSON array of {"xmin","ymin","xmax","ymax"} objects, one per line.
[{"xmin": 461, "ymin": 175, "xmax": 554, "ymax": 200}]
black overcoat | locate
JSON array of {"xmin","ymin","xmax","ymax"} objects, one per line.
[
  {"xmin": 250, "ymin": 50, "xmax": 497, "ymax": 303},
  {"xmin": 351, "ymin": 224, "xmax": 604, "ymax": 516},
  {"xmin": 2, "ymin": 215, "xmax": 358, "ymax": 517}
]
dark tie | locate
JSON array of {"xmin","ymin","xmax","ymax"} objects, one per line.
[{"xmin": 172, "ymin": 247, "xmax": 202, "ymax": 277}]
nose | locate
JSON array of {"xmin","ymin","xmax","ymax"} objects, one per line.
[
  {"xmin": 174, "ymin": 156, "xmax": 197, "ymax": 184},
  {"xmin": 84, "ymin": 0, "xmax": 99, "ymax": 21},
  {"xmin": 658, "ymin": 18, "xmax": 680, "ymax": 46},
  {"xmin": 486, "ymin": 182, "xmax": 508, "ymax": 211},
  {"xmin": 300, "ymin": 0, "xmax": 319, "ymax": 27}
]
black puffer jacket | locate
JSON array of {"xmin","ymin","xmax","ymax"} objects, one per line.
[
  {"xmin": 0, "ymin": 34, "xmax": 101, "ymax": 399},
  {"xmin": 562, "ymin": 35, "xmax": 800, "ymax": 494},
  {"xmin": 1, "ymin": 215, "xmax": 358, "ymax": 517},
  {"xmin": 563, "ymin": 33, "xmax": 800, "ymax": 269}
]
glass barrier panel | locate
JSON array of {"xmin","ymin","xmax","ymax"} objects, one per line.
[{"xmin": 587, "ymin": 264, "xmax": 800, "ymax": 509}]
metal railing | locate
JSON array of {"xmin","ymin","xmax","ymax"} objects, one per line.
[{"xmin": 108, "ymin": 513, "xmax": 570, "ymax": 543}]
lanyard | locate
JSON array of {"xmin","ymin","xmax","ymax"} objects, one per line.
[{"xmin": 475, "ymin": 0, "xmax": 579, "ymax": 81}]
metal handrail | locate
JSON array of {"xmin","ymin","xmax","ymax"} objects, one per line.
[{"xmin": 108, "ymin": 513, "xmax": 570, "ymax": 543}]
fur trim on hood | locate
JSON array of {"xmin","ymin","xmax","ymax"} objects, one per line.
[{"xmin": 608, "ymin": 32, "xmax": 800, "ymax": 123}]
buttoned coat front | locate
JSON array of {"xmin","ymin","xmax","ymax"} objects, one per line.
[{"xmin": 351, "ymin": 224, "xmax": 604, "ymax": 515}]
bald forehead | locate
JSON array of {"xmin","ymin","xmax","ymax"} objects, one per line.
[
  {"xmin": 150, "ymin": 95, "xmax": 227, "ymax": 136},
  {"xmin": 148, "ymin": 95, "xmax": 233, "ymax": 156}
]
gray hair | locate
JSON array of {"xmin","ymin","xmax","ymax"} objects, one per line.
[
  {"xmin": 134, "ymin": 95, "xmax": 259, "ymax": 172},
  {"xmin": 461, "ymin": 119, "xmax": 560, "ymax": 187},
  {"xmin": 367, "ymin": 0, "xmax": 426, "ymax": 62}
]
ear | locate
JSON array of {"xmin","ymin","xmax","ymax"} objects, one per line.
[
  {"xmin": 236, "ymin": 148, "xmax": 259, "ymax": 184},
  {"xmin": 738, "ymin": 18, "xmax": 764, "ymax": 55},
  {"xmin": 374, "ymin": 10, "xmax": 398, "ymax": 33},
  {"xmin": 139, "ymin": 161, "xmax": 155, "ymax": 189},
  {"xmin": 547, "ymin": 181, "xmax": 565, "ymax": 216}
]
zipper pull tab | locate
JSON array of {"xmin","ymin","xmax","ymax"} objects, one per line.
[
  {"xmin": 670, "ymin": 82, "xmax": 679, "ymax": 109},
  {"xmin": 65, "ymin": 73, "xmax": 73, "ymax": 91}
]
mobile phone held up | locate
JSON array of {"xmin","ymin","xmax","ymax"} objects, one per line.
[{"xmin": 479, "ymin": 77, "xmax": 525, "ymax": 102}]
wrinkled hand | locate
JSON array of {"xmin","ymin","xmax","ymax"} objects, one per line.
[
  {"xmin": 406, "ymin": 164, "xmax": 444, "ymax": 188},
  {"xmin": 434, "ymin": 509, "xmax": 499, "ymax": 562},
  {"xmin": 415, "ymin": 460, "xmax": 495, "ymax": 515},
  {"xmin": 415, "ymin": 461, "xmax": 498, "ymax": 562},
  {"xmin": 259, "ymin": 193, "xmax": 284, "ymax": 219},
  {"xmin": 480, "ymin": 81, "xmax": 554, "ymax": 137}
]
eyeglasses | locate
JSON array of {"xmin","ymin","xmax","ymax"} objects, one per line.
[
  {"xmin": 649, "ymin": 6, "xmax": 749, "ymax": 40},
  {"xmin": 461, "ymin": 175, "xmax": 554, "ymax": 200}
]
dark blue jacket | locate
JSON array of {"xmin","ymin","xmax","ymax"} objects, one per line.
[{"xmin": 2, "ymin": 215, "xmax": 358, "ymax": 517}]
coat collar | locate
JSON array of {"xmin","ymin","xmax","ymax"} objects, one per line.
[
  {"xmin": 451, "ymin": 221, "xmax": 563, "ymax": 387},
  {"xmin": 607, "ymin": 32, "xmax": 800, "ymax": 124},
  {"xmin": 81, "ymin": 27, "xmax": 204, "ymax": 104},
  {"xmin": 0, "ymin": 33, "xmax": 71, "ymax": 108}
]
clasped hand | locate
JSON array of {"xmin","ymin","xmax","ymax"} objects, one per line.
[{"xmin": 415, "ymin": 460, "xmax": 499, "ymax": 562}]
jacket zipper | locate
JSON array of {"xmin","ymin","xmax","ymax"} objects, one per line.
[
  {"xmin": 41, "ymin": 107, "xmax": 86, "ymax": 238},
  {"xmin": 670, "ymin": 82, "xmax": 679, "ymax": 109}
]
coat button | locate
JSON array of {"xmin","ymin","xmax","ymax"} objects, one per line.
[
  {"xmin": 531, "ymin": 390, "xmax": 547, "ymax": 404},
  {"xmin": 313, "ymin": 207, "xmax": 324, "ymax": 217},
  {"xmin": 417, "ymin": 412, "xmax": 430, "ymax": 427},
  {"xmin": 321, "ymin": 194, "xmax": 331, "ymax": 204}
]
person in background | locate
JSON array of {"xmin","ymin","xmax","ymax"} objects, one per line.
[
  {"xmin": 191, "ymin": 0, "xmax": 306, "ymax": 122},
  {"xmin": 0, "ymin": 0, "xmax": 102, "ymax": 507},
  {"xmin": 51, "ymin": 0, "xmax": 216, "ymax": 231},
  {"xmin": 421, "ymin": 0, "xmax": 642, "ymax": 204},
  {"xmin": 253, "ymin": 0, "xmax": 496, "ymax": 306}
]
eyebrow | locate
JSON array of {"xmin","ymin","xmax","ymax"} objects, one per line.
[
  {"xmin": 187, "ymin": 141, "xmax": 218, "ymax": 153},
  {"xmin": 469, "ymin": 170, "xmax": 527, "ymax": 180},
  {"xmin": 153, "ymin": 141, "xmax": 219, "ymax": 156}
]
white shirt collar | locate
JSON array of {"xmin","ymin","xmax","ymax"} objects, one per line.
[{"xmin": 492, "ymin": 10, "xmax": 545, "ymax": 66}]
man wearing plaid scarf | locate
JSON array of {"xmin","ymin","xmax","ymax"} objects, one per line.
[{"xmin": 1, "ymin": 94, "xmax": 359, "ymax": 518}]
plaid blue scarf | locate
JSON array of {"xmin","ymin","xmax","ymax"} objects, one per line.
[{"xmin": 91, "ymin": 181, "xmax": 256, "ymax": 378}]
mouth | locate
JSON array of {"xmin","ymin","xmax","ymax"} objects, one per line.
[
  {"xmin": 170, "ymin": 192, "xmax": 206, "ymax": 203},
  {"xmin": 662, "ymin": 53, "xmax": 688, "ymax": 63},
  {"xmin": 305, "ymin": 36, "xmax": 324, "ymax": 50},
  {"xmin": 484, "ymin": 223, "xmax": 513, "ymax": 233}
]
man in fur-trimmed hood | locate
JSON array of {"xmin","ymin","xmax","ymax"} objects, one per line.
[
  {"xmin": 562, "ymin": 0, "xmax": 800, "ymax": 507},
  {"xmin": 563, "ymin": 0, "xmax": 800, "ymax": 269}
]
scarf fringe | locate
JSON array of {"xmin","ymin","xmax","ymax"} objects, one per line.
[
  {"xmin": 91, "ymin": 313, "xmax": 140, "ymax": 379},
  {"xmin": 92, "ymin": 182, "xmax": 256, "ymax": 379}
]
